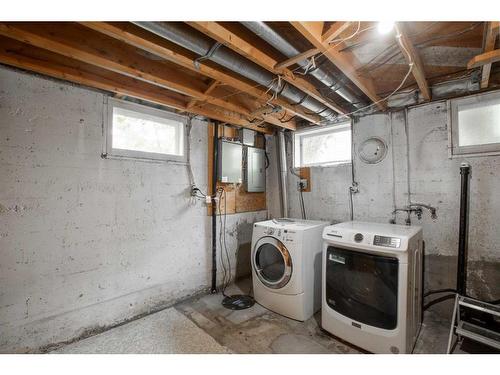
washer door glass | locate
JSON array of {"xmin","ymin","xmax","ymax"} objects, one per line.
[{"xmin": 254, "ymin": 238, "xmax": 292, "ymax": 289}]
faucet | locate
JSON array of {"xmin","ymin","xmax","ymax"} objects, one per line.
[
  {"xmin": 392, "ymin": 203, "xmax": 437, "ymax": 225},
  {"xmin": 409, "ymin": 203, "xmax": 438, "ymax": 220}
]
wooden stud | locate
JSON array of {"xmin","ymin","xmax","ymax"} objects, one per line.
[
  {"xmin": 274, "ymin": 48, "xmax": 320, "ymax": 70},
  {"xmin": 321, "ymin": 22, "xmax": 352, "ymax": 44},
  {"xmin": 0, "ymin": 22, "xmax": 268, "ymax": 123},
  {"xmin": 187, "ymin": 21, "xmax": 348, "ymax": 115},
  {"xmin": 291, "ymin": 21, "xmax": 385, "ymax": 110},
  {"xmin": 395, "ymin": 23, "xmax": 431, "ymax": 101},
  {"xmin": 0, "ymin": 38, "xmax": 273, "ymax": 134},
  {"xmin": 480, "ymin": 22, "xmax": 500, "ymax": 89},
  {"xmin": 80, "ymin": 22, "xmax": 310, "ymax": 126},
  {"xmin": 467, "ymin": 49, "xmax": 500, "ymax": 69}
]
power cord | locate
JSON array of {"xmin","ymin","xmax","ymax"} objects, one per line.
[{"xmin": 217, "ymin": 187, "xmax": 232, "ymax": 297}]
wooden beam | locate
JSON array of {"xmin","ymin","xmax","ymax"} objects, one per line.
[
  {"xmin": 274, "ymin": 48, "xmax": 320, "ymax": 70},
  {"xmin": 468, "ymin": 49, "xmax": 500, "ymax": 69},
  {"xmin": 321, "ymin": 22, "xmax": 352, "ymax": 44},
  {"xmin": 395, "ymin": 23, "xmax": 431, "ymax": 101},
  {"xmin": 187, "ymin": 21, "xmax": 348, "ymax": 115},
  {"xmin": 0, "ymin": 22, "xmax": 268, "ymax": 123},
  {"xmin": 291, "ymin": 21, "xmax": 385, "ymax": 110},
  {"xmin": 186, "ymin": 80, "xmax": 220, "ymax": 110},
  {"xmin": 0, "ymin": 37, "xmax": 273, "ymax": 134},
  {"xmin": 480, "ymin": 22, "xmax": 499, "ymax": 89},
  {"xmin": 80, "ymin": 22, "xmax": 310, "ymax": 126}
]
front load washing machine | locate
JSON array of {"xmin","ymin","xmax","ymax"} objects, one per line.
[
  {"xmin": 251, "ymin": 218, "xmax": 329, "ymax": 321},
  {"xmin": 322, "ymin": 221, "xmax": 423, "ymax": 354}
]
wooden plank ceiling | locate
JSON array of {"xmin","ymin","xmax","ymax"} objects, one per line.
[{"xmin": 0, "ymin": 21, "xmax": 498, "ymax": 133}]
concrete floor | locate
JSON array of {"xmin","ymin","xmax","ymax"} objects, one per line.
[
  {"xmin": 176, "ymin": 279, "xmax": 456, "ymax": 354},
  {"xmin": 50, "ymin": 278, "xmax": 499, "ymax": 354}
]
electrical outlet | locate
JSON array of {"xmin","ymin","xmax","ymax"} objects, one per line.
[{"xmin": 297, "ymin": 179, "xmax": 308, "ymax": 191}]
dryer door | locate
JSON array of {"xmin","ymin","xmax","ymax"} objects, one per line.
[{"xmin": 253, "ymin": 237, "xmax": 293, "ymax": 289}]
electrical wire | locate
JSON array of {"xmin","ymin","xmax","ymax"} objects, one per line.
[
  {"xmin": 359, "ymin": 22, "xmax": 483, "ymax": 74},
  {"xmin": 185, "ymin": 21, "xmax": 483, "ymax": 127},
  {"xmin": 217, "ymin": 186, "xmax": 232, "ymax": 297}
]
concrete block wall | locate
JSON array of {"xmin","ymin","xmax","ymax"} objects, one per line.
[
  {"xmin": 277, "ymin": 100, "xmax": 500, "ymax": 314},
  {"xmin": 0, "ymin": 66, "xmax": 266, "ymax": 352}
]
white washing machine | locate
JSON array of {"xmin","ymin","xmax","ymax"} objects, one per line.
[
  {"xmin": 251, "ymin": 218, "xmax": 329, "ymax": 321},
  {"xmin": 321, "ymin": 221, "xmax": 423, "ymax": 354}
]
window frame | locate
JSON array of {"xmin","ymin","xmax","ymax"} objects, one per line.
[
  {"xmin": 293, "ymin": 120, "xmax": 352, "ymax": 168},
  {"xmin": 448, "ymin": 90, "xmax": 500, "ymax": 158},
  {"xmin": 103, "ymin": 97, "xmax": 188, "ymax": 163}
]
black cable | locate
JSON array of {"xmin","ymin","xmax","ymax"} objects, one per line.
[
  {"xmin": 423, "ymin": 288, "xmax": 456, "ymax": 298},
  {"xmin": 423, "ymin": 294, "xmax": 456, "ymax": 311},
  {"xmin": 217, "ymin": 187, "xmax": 229, "ymax": 297},
  {"xmin": 299, "ymin": 185, "xmax": 307, "ymax": 220},
  {"xmin": 216, "ymin": 186, "xmax": 233, "ymax": 298}
]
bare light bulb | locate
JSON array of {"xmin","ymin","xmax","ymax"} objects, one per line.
[{"xmin": 377, "ymin": 21, "xmax": 395, "ymax": 35}]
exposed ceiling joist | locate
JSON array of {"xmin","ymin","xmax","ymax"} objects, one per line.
[
  {"xmin": 395, "ymin": 23, "xmax": 431, "ymax": 101},
  {"xmin": 274, "ymin": 48, "xmax": 320, "ymax": 70},
  {"xmin": 479, "ymin": 21, "xmax": 499, "ymax": 89},
  {"xmin": 0, "ymin": 23, "xmax": 273, "ymax": 123},
  {"xmin": 321, "ymin": 22, "xmax": 352, "ymax": 44},
  {"xmin": 80, "ymin": 22, "xmax": 308, "ymax": 127},
  {"xmin": 0, "ymin": 43, "xmax": 272, "ymax": 134},
  {"xmin": 186, "ymin": 80, "xmax": 220, "ymax": 110},
  {"xmin": 187, "ymin": 21, "xmax": 348, "ymax": 115},
  {"xmin": 291, "ymin": 21, "xmax": 385, "ymax": 110}
]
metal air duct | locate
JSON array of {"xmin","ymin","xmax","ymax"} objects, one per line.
[
  {"xmin": 133, "ymin": 22, "xmax": 337, "ymax": 122},
  {"xmin": 241, "ymin": 22, "xmax": 363, "ymax": 108}
]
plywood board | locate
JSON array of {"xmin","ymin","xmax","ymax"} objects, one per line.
[{"xmin": 299, "ymin": 167, "xmax": 311, "ymax": 192}]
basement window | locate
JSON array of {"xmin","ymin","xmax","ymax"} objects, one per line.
[
  {"xmin": 293, "ymin": 121, "xmax": 352, "ymax": 167},
  {"xmin": 104, "ymin": 98, "xmax": 186, "ymax": 162},
  {"xmin": 449, "ymin": 90, "xmax": 500, "ymax": 157}
]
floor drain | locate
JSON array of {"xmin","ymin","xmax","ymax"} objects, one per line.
[{"xmin": 222, "ymin": 295, "xmax": 255, "ymax": 310}]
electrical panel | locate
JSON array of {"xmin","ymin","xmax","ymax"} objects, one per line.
[
  {"xmin": 218, "ymin": 140, "xmax": 242, "ymax": 184},
  {"xmin": 244, "ymin": 146, "xmax": 266, "ymax": 192}
]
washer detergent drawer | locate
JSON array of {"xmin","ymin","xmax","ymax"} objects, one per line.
[{"xmin": 325, "ymin": 246, "xmax": 399, "ymax": 330}]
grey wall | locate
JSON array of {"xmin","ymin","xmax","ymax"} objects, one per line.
[
  {"xmin": 0, "ymin": 66, "xmax": 266, "ymax": 353},
  {"xmin": 272, "ymin": 100, "xmax": 500, "ymax": 311}
]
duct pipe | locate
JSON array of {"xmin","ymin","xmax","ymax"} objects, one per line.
[
  {"xmin": 457, "ymin": 163, "xmax": 471, "ymax": 297},
  {"xmin": 276, "ymin": 131, "xmax": 289, "ymax": 218},
  {"xmin": 241, "ymin": 22, "xmax": 363, "ymax": 108},
  {"xmin": 211, "ymin": 122, "xmax": 219, "ymax": 294},
  {"xmin": 133, "ymin": 22, "xmax": 337, "ymax": 121}
]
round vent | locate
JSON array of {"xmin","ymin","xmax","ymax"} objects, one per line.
[
  {"xmin": 358, "ymin": 136, "xmax": 388, "ymax": 164},
  {"xmin": 354, "ymin": 233, "xmax": 364, "ymax": 243}
]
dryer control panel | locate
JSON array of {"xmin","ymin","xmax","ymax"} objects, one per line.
[{"xmin": 373, "ymin": 235, "xmax": 401, "ymax": 248}]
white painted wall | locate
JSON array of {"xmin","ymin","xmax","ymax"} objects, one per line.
[
  {"xmin": 0, "ymin": 66, "xmax": 266, "ymax": 352},
  {"xmin": 274, "ymin": 99, "xmax": 500, "ymax": 304}
]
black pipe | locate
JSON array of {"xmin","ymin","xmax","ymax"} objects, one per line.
[
  {"xmin": 211, "ymin": 122, "xmax": 219, "ymax": 294},
  {"xmin": 457, "ymin": 163, "xmax": 471, "ymax": 297}
]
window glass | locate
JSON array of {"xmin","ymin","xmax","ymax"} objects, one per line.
[
  {"xmin": 105, "ymin": 99, "xmax": 186, "ymax": 162},
  {"xmin": 294, "ymin": 122, "xmax": 351, "ymax": 167},
  {"xmin": 457, "ymin": 102, "xmax": 500, "ymax": 147},
  {"xmin": 112, "ymin": 107, "xmax": 182, "ymax": 155},
  {"xmin": 450, "ymin": 91, "xmax": 500, "ymax": 156}
]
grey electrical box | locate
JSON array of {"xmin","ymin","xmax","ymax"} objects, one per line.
[
  {"xmin": 218, "ymin": 140, "xmax": 242, "ymax": 184},
  {"xmin": 240, "ymin": 128, "xmax": 255, "ymax": 146},
  {"xmin": 244, "ymin": 146, "xmax": 266, "ymax": 192}
]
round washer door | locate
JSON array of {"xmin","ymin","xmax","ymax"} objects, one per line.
[{"xmin": 253, "ymin": 237, "xmax": 292, "ymax": 289}]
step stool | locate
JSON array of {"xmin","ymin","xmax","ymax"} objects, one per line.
[{"xmin": 447, "ymin": 294, "xmax": 500, "ymax": 353}]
